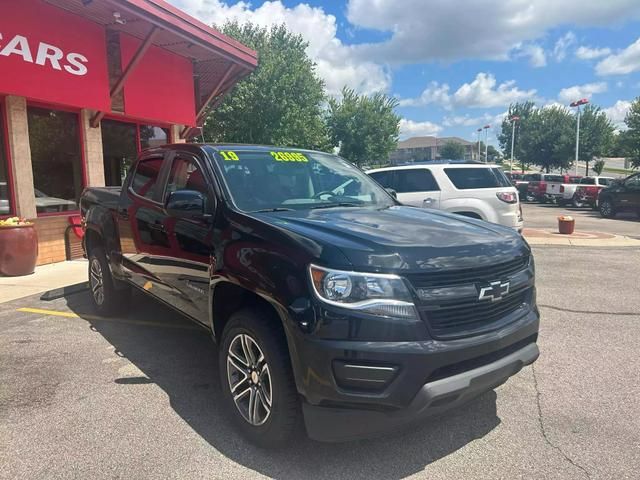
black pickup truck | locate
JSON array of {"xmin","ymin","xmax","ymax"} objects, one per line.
[{"xmin": 80, "ymin": 144, "xmax": 539, "ymax": 446}]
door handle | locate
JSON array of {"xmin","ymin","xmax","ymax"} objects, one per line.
[
  {"xmin": 148, "ymin": 222, "xmax": 165, "ymax": 232},
  {"xmin": 423, "ymin": 197, "xmax": 435, "ymax": 206}
]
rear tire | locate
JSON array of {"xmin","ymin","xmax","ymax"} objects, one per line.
[
  {"xmin": 572, "ymin": 197, "xmax": 584, "ymax": 208},
  {"xmin": 599, "ymin": 199, "xmax": 616, "ymax": 218},
  {"xmin": 219, "ymin": 308, "xmax": 300, "ymax": 448},
  {"xmin": 87, "ymin": 247, "xmax": 129, "ymax": 316}
]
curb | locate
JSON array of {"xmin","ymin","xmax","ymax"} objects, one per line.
[{"xmin": 524, "ymin": 234, "xmax": 640, "ymax": 247}]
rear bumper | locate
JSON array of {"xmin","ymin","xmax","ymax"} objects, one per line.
[{"xmin": 304, "ymin": 342, "xmax": 539, "ymax": 442}]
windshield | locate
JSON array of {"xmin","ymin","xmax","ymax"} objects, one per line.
[{"xmin": 206, "ymin": 147, "xmax": 395, "ymax": 212}]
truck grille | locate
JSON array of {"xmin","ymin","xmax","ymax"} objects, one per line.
[
  {"xmin": 406, "ymin": 256, "xmax": 529, "ymax": 288},
  {"xmin": 418, "ymin": 289, "xmax": 530, "ymax": 339},
  {"xmin": 406, "ymin": 256, "xmax": 533, "ymax": 339}
]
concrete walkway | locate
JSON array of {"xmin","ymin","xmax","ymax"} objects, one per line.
[
  {"xmin": 0, "ymin": 260, "xmax": 88, "ymax": 303},
  {"xmin": 523, "ymin": 228, "xmax": 640, "ymax": 247}
]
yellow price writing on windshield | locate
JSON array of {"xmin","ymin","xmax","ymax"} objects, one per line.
[
  {"xmin": 270, "ymin": 151, "xmax": 308, "ymax": 162},
  {"xmin": 219, "ymin": 150, "xmax": 239, "ymax": 161}
]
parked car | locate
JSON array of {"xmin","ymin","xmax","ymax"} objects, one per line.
[
  {"xmin": 598, "ymin": 172, "xmax": 640, "ymax": 218},
  {"xmin": 544, "ymin": 175, "xmax": 582, "ymax": 204},
  {"xmin": 505, "ymin": 172, "xmax": 530, "ymax": 199},
  {"xmin": 367, "ymin": 161, "xmax": 523, "ymax": 232},
  {"xmin": 572, "ymin": 177, "xmax": 615, "ymax": 208},
  {"xmin": 81, "ymin": 145, "xmax": 539, "ymax": 446}
]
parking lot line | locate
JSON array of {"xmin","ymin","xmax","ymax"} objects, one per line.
[{"xmin": 16, "ymin": 307, "xmax": 204, "ymax": 331}]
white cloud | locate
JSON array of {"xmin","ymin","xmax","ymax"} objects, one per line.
[
  {"xmin": 399, "ymin": 119, "xmax": 443, "ymax": 139},
  {"xmin": 558, "ymin": 82, "xmax": 608, "ymax": 103},
  {"xmin": 514, "ymin": 44, "xmax": 547, "ymax": 67},
  {"xmin": 346, "ymin": 1, "xmax": 640, "ymax": 65},
  {"xmin": 596, "ymin": 37, "xmax": 640, "ymax": 75},
  {"xmin": 443, "ymin": 112, "xmax": 507, "ymax": 128},
  {"xmin": 398, "ymin": 82, "xmax": 452, "ymax": 108},
  {"xmin": 169, "ymin": 0, "xmax": 390, "ymax": 95},
  {"xmin": 603, "ymin": 100, "xmax": 631, "ymax": 129},
  {"xmin": 401, "ymin": 73, "xmax": 536, "ymax": 109},
  {"xmin": 552, "ymin": 32, "xmax": 576, "ymax": 61},
  {"xmin": 575, "ymin": 46, "xmax": 612, "ymax": 60}
]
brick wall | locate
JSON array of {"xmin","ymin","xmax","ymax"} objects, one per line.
[{"xmin": 33, "ymin": 216, "xmax": 83, "ymax": 265}]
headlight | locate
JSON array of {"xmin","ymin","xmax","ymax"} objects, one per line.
[{"xmin": 309, "ymin": 264, "xmax": 418, "ymax": 319}]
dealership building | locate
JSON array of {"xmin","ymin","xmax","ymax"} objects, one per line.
[{"xmin": 0, "ymin": 0, "xmax": 257, "ymax": 264}]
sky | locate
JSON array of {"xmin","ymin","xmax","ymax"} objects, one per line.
[{"xmin": 169, "ymin": 0, "xmax": 640, "ymax": 147}]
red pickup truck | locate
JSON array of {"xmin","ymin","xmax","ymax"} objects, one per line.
[
  {"xmin": 526, "ymin": 174, "xmax": 580, "ymax": 203},
  {"xmin": 573, "ymin": 177, "xmax": 616, "ymax": 208}
]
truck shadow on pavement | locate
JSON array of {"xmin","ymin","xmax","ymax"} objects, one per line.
[{"xmin": 65, "ymin": 290, "xmax": 500, "ymax": 480}]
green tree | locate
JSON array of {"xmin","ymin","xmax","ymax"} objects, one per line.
[
  {"xmin": 592, "ymin": 159, "xmax": 606, "ymax": 175},
  {"xmin": 577, "ymin": 105, "xmax": 615, "ymax": 176},
  {"xmin": 439, "ymin": 141, "xmax": 466, "ymax": 159},
  {"xmin": 498, "ymin": 101, "xmax": 536, "ymax": 170},
  {"xmin": 202, "ymin": 22, "xmax": 329, "ymax": 150},
  {"xmin": 519, "ymin": 106, "xmax": 575, "ymax": 173},
  {"xmin": 326, "ymin": 87, "xmax": 400, "ymax": 166},
  {"xmin": 622, "ymin": 97, "xmax": 640, "ymax": 169},
  {"xmin": 487, "ymin": 145, "xmax": 501, "ymax": 162}
]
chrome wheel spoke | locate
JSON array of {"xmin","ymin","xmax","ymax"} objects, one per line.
[{"xmin": 227, "ymin": 333, "xmax": 272, "ymax": 426}]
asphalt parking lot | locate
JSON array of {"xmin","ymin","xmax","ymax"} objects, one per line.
[{"xmin": 1, "ymin": 236, "xmax": 639, "ymax": 479}]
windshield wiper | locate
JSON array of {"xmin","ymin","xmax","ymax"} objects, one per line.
[
  {"xmin": 252, "ymin": 207, "xmax": 295, "ymax": 213},
  {"xmin": 309, "ymin": 202, "xmax": 363, "ymax": 210}
]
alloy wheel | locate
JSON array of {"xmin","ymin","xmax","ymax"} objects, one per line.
[
  {"xmin": 89, "ymin": 258, "xmax": 105, "ymax": 305},
  {"xmin": 600, "ymin": 201, "xmax": 612, "ymax": 217},
  {"xmin": 227, "ymin": 333, "xmax": 273, "ymax": 426}
]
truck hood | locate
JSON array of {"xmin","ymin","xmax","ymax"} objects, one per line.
[{"xmin": 251, "ymin": 205, "xmax": 528, "ymax": 271}]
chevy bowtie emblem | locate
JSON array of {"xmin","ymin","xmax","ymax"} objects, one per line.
[{"xmin": 478, "ymin": 281, "xmax": 510, "ymax": 302}]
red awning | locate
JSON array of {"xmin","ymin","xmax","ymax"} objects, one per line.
[{"xmin": 43, "ymin": 0, "xmax": 258, "ymax": 130}]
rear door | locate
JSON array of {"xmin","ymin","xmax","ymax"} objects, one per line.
[
  {"xmin": 392, "ymin": 168, "xmax": 441, "ymax": 209},
  {"xmin": 617, "ymin": 174, "xmax": 640, "ymax": 210}
]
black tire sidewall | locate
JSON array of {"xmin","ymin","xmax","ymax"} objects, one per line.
[
  {"xmin": 600, "ymin": 200, "xmax": 614, "ymax": 218},
  {"xmin": 87, "ymin": 247, "xmax": 119, "ymax": 316},
  {"xmin": 218, "ymin": 310, "xmax": 299, "ymax": 447}
]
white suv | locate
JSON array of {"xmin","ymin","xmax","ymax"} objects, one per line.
[{"xmin": 367, "ymin": 162, "xmax": 523, "ymax": 231}]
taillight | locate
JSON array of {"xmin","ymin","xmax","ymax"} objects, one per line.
[
  {"xmin": 496, "ymin": 191, "xmax": 518, "ymax": 203},
  {"xmin": 560, "ymin": 185, "xmax": 565, "ymax": 193}
]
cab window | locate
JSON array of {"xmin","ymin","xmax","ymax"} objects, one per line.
[{"xmin": 131, "ymin": 157, "xmax": 164, "ymax": 200}]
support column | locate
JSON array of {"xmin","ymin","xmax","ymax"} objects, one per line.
[
  {"xmin": 5, "ymin": 96, "xmax": 36, "ymax": 219},
  {"xmin": 80, "ymin": 110, "xmax": 105, "ymax": 187},
  {"xmin": 170, "ymin": 124, "xmax": 186, "ymax": 144}
]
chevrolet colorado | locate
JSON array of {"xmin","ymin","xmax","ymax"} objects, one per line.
[{"xmin": 80, "ymin": 144, "xmax": 539, "ymax": 446}]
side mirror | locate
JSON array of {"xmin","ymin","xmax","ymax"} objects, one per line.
[
  {"xmin": 165, "ymin": 190, "xmax": 205, "ymax": 218},
  {"xmin": 385, "ymin": 188, "xmax": 398, "ymax": 199}
]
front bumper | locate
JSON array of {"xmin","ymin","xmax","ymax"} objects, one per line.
[
  {"xmin": 289, "ymin": 305, "xmax": 539, "ymax": 441},
  {"xmin": 303, "ymin": 342, "xmax": 538, "ymax": 442}
]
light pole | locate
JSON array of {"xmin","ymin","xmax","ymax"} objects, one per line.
[
  {"xmin": 483, "ymin": 124, "xmax": 490, "ymax": 163},
  {"xmin": 509, "ymin": 115, "xmax": 520, "ymax": 174},
  {"xmin": 570, "ymin": 98, "xmax": 589, "ymax": 176},
  {"xmin": 476, "ymin": 128, "xmax": 482, "ymax": 161}
]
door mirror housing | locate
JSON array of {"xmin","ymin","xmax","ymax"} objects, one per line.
[
  {"xmin": 385, "ymin": 188, "xmax": 398, "ymax": 199},
  {"xmin": 165, "ymin": 190, "xmax": 206, "ymax": 218}
]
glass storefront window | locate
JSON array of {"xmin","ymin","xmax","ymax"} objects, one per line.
[
  {"xmin": 102, "ymin": 119, "xmax": 138, "ymax": 187},
  {"xmin": 27, "ymin": 106, "xmax": 82, "ymax": 214},
  {"xmin": 1, "ymin": 103, "xmax": 12, "ymax": 216},
  {"xmin": 140, "ymin": 125, "xmax": 169, "ymax": 149}
]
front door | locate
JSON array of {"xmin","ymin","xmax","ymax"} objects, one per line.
[
  {"xmin": 118, "ymin": 152, "xmax": 176, "ymax": 304},
  {"xmin": 155, "ymin": 153, "xmax": 215, "ymax": 324}
]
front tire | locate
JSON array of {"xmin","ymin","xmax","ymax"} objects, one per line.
[
  {"xmin": 599, "ymin": 199, "xmax": 616, "ymax": 218},
  {"xmin": 87, "ymin": 247, "xmax": 129, "ymax": 316},
  {"xmin": 219, "ymin": 308, "xmax": 300, "ymax": 448}
]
